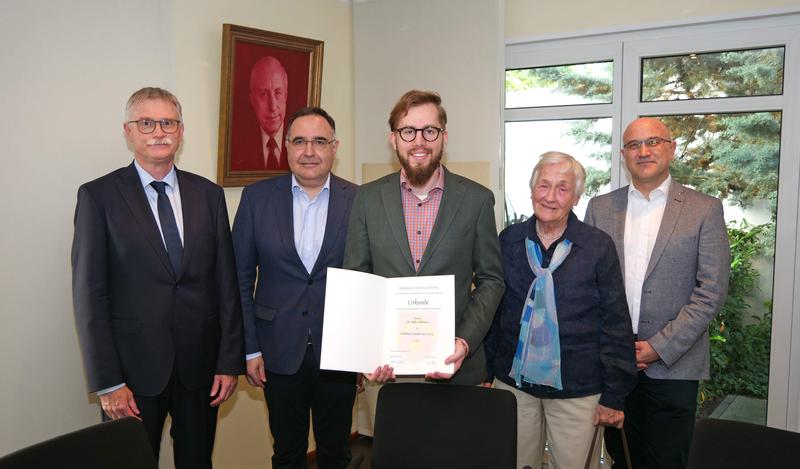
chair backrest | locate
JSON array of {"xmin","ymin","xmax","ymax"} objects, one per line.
[
  {"xmin": 371, "ymin": 383, "xmax": 517, "ymax": 469},
  {"xmin": 687, "ymin": 418, "xmax": 800, "ymax": 469},
  {"xmin": 0, "ymin": 417, "xmax": 157, "ymax": 469}
]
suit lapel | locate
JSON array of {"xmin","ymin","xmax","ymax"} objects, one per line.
[
  {"xmin": 419, "ymin": 168, "xmax": 465, "ymax": 273},
  {"xmin": 311, "ymin": 175, "xmax": 348, "ymax": 275},
  {"xmin": 275, "ymin": 176, "xmax": 306, "ymax": 272},
  {"xmin": 612, "ymin": 188, "xmax": 628, "ymax": 269},
  {"xmin": 175, "ymin": 168, "xmax": 201, "ymax": 280},
  {"xmin": 380, "ymin": 174, "xmax": 415, "ymax": 272},
  {"xmin": 115, "ymin": 163, "xmax": 175, "ymax": 278},
  {"xmin": 644, "ymin": 180, "xmax": 685, "ymax": 280}
]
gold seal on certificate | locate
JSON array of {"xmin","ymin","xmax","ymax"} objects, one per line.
[{"xmin": 320, "ymin": 268, "xmax": 455, "ymax": 375}]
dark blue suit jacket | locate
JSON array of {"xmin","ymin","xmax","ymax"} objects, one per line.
[
  {"xmin": 232, "ymin": 173, "xmax": 358, "ymax": 374},
  {"xmin": 72, "ymin": 163, "xmax": 245, "ymax": 396}
]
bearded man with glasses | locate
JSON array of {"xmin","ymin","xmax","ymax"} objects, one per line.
[
  {"xmin": 72, "ymin": 87, "xmax": 244, "ymax": 468},
  {"xmin": 585, "ymin": 117, "xmax": 731, "ymax": 469},
  {"xmin": 343, "ymin": 89, "xmax": 505, "ymax": 394}
]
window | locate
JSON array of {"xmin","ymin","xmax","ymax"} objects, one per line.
[{"xmin": 504, "ymin": 12, "xmax": 800, "ymax": 430}]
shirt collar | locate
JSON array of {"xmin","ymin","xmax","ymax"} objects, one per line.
[
  {"xmin": 526, "ymin": 211, "xmax": 597, "ymax": 251},
  {"xmin": 133, "ymin": 159, "xmax": 177, "ymax": 189},
  {"xmin": 291, "ymin": 173, "xmax": 331, "ymax": 198},
  {"xmin": 399, "ymin": 165, "xmax": 446, "ymax": 193},
  {"xmin": 261, "ymin": 125, "xmax": 284, "ymax": 148},
  {"xmin": 628, "ymin": 174, "xmax": 672, "ymax": 200}
]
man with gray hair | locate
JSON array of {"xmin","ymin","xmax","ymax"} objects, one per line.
[
  {"xmin": 485, "ymin": 152, "xmax": 636, "ymax": 468},
  {"xmin": 235, "ymin": 55, "xmax": 290, "ymax": 170},
  {"xmin": 585, "ymin": 117, "xmax": 731, "ymax": 469},
  {"xmin": 72, "ymin": 87, "xmax": 244, "ymax": 468}
]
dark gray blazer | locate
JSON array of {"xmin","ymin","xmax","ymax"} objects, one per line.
[
  {"xmin": 343, "ymin": 168, "xmax": 505, "ymax": 385},
  {"xmin": 584, "ymin": 180, "xmax": 730, "ymax": 380},
  {"xmin": 72, "ymin": 163, "xmax": 245, "ymax": 395}
]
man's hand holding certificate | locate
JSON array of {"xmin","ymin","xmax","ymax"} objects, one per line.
[{"xmin": 320, "ymin": 268, "xmax": 456, "ymax": 379}]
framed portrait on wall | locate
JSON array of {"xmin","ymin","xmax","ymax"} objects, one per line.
[{"xmin": 217, "ymin": 24, "xmax": 323, "ymax": 187}]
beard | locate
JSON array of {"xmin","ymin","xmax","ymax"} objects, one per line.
[{"xmin": 398, "ymin": 147, "xmax": 443, "ymax": 187}]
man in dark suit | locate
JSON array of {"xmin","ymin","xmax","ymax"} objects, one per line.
[
  {"xmin": 72, "ymin": 88, "xmax": 244, "ymax": 468},
  {"xmin": 344, "ymin": 89, "xmax": 505, "ymax": 386},
  {"xmin": 232, "ymin": 107, "xmax": 358, "ymax": 468},
  {"xmin": 232, "ymin": 56, "xmax": 290, "ymax": 171},
  {"xmin": 585, "ymin": 117, "xmax": 731, "ymax": 469}
]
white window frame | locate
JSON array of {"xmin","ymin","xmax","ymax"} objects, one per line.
[{"xmin": 504, "ymin": 9, "xmax": 800, "ymax": 431}]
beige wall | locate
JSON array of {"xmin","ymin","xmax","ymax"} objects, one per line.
[
  {"xmin": 171, "ymin": 3, "xmax": 354, "ymax": 467},
  {"xmin": 352, "ymin": 0, "xmax": 504, "ymax": 223},
  {"xmin": 172, "ymin": 0, "xmax": 355, "ymax": 220},
  {"xmin": 505, "ymin": 0, "xmax": 800, "ymax": 39},
  {"xmin": 0, "ymin": 0, "xmax": 353, "ymax": 467}
]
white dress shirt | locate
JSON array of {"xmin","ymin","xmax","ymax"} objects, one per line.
[{"xmin": 624, "ymin": 175, "xmax": 671, "ymax": 334}]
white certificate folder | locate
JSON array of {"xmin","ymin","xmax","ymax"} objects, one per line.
[{"xmin": 320, "ymin": 268, "xmax": 455, "ymax": 375}]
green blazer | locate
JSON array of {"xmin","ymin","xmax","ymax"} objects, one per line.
[{"xmin": 343, "ymin": 167, "xmax": 505, "ymax": 384}]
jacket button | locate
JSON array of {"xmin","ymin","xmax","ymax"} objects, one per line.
[
  {"xmin": 307, "ymin": 278, "xmax": 314, "ymax": 285},
  {"xmin": 174, "ymin": 283, "xmax": 180, "ymax": 290}
]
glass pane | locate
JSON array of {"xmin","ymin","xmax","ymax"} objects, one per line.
[
  {"xmin": 642, "ymin": 47, "xmax": 784, "ymax": 101},
  {"xmin": 505, "ymin": 61, "xmax": 613, "ymax": 108},
  {"xmin": 660, "ymin": 112, "xmax": 781, "ymax": 424},
  {"xmin": 504, "ymin": 118, "xmax": 611, "ymax": 224}
]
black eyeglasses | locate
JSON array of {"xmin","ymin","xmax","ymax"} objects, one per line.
[
  {"xmin": 126, "ymin": 118, "xmax": 182, "ymax": 134},
  {"xmin": 622, "ymin": 137, "xmax": 672, "ymax": 151},
  {"xmin": 395, "ymin": 126, "xmax": 444, "ymax": 142}
]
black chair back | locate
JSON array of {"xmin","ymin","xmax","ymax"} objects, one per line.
[
  {"xmin": 687, "ymin": 418, "xmax": 800, "ymax": 469},
  {"xmin": 0, "ymin": 417, "xmax": 157, "ymax": 469},
  {"xmin": 372, "ymin": 383, "xmax": 517, "ymax": 469}
]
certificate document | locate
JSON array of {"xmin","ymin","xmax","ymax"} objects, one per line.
[{"xmin": 320, "ymin": 267, "xmax": 455, "ymax": 375}]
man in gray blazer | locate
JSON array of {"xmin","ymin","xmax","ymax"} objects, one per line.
[
  {"xmin": 584, "ymin": 117, "xmax": 731, "ymax": 469},
  {"xmin": 344, "ymin": 89, "xmax": 505, "ymax": 385}
]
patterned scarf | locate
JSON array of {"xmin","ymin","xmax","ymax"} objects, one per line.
[{"xmin": 510, "ymin": 236, "xmax": 572, "ymax": 389}]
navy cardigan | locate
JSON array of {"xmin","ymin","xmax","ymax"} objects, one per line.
[{"xmin": 485, "ymin": 212, "xmax": 636, "ymax": 410}]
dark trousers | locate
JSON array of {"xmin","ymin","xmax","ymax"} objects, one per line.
[
  {"xmin": 265, "ymin": 345, "xmax": 357, "ymax": 469},
  {"xmin": 103, "ymin": 370, "xmax": 218, "ymax": 469},
  {"xmin": 605, "ymin": 372, "xmax": 698, "ymax": 469}
]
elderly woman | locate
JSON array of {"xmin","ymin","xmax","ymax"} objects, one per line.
[{"xmin": 485, "ymin": 152, "xmax": 636, "ymax": 469}]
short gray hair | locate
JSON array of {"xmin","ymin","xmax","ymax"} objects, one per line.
[
  {"xmin": 529, "ymin": 151, "xmax": 586, "ymax": 198},
  {"xmin": 125, "ymin": 87, "xmax": 182, "ymax": 121}
]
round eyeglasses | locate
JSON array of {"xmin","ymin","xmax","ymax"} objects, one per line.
[
  {"xmin": 395, "ymin": 126, "xmax": 444, "ymax": 142},
  {"xmin": 622, "ymin": 137, "xmax": 672, "ymax": 151},
  {"xmin": 126, "ymin": 118, "xmax": 181, "ymax": 134}
]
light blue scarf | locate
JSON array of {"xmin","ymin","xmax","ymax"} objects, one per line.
[{"xmin": 510, "ymin": 236, "xmax": 572, "ymax": 389}]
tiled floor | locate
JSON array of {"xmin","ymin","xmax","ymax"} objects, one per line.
[{"xmin": 709, "ymin": 394, "xmax": 767, "ymax": 425}]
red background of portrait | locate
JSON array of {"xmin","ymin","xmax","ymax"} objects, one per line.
[{"xmin": 229, "ymin": 41, "xmax": 311, "ymax": 172}]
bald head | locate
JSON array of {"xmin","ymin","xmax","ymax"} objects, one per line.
[
  {"xmin": 621, "ymin": 117, "xmax": 677, "ymax": 194},
  {"xmin": 250, "ymin": 56, "xmax": 288, "ymax": 136},
  {"xmin": 622, "ymin": 117, "xmax": 672, "ymax": 143}
]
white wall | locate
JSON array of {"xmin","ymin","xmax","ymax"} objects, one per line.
[
  {"xmin": 0, "ymin": 0, "xmax": 174, "ymax": 456},
  {"xmin": 352, "ymin": 0, "xmax": 504, "ymax": 213},
  {"xmin": 505, "ymin": 0, "xmax": 800, "ymax": 39},
  {"xmin": 0, "ymin": 1, "xmax": 354, "ymax": 467}
]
